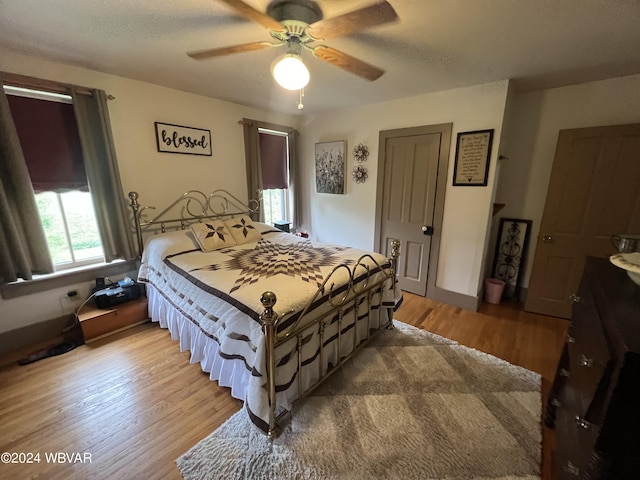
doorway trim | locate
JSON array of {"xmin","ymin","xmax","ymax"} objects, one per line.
[{"xmin": 374, "ymin": 123, "xmax": 452, "ymax": 300}]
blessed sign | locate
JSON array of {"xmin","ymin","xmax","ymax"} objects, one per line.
[{"xmin": 154, "ymin": 122, "xmax": 212, "ymax": 156}]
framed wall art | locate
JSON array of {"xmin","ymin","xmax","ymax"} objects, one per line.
[
  {"xmin": 491, "ymin": 218, "xmax": 532, "ymax": 300},
  {"xmin": 315, "ymin": 140, "xmax": 346, "ymax": 194},
  {"xmin": 154, "ymin": 122, "xmax": 212, "ymax": 156},
  {"xmin": 452, "ymin": 129, "xmax": 494, "ymax": 186}
]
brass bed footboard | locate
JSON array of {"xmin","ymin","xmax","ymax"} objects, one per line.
[{"xmin": 259, "ymin": 240, "xmax": 400, "ymax": 438}]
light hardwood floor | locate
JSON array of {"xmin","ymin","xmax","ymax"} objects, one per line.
[{"xmin": 0, "ymin": 293, "xmax": 568, "ymax": 479}]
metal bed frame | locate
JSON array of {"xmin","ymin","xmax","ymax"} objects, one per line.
[{"xmin": 128, "ymin": 189, "xmax": 400, "ymax": 438}]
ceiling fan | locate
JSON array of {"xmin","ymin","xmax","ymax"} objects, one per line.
[{"xmin": 187, "ymin": 0, "xmax": 398, "ymax": 89}]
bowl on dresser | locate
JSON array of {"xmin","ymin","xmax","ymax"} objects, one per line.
[{"xmin": 609, "ymin": 252, "xmax": 640, "ymax": 287}]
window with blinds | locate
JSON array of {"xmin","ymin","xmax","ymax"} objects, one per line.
[
  {"xmin": 259, "ymin": 129, "xmax": 290, "ymax": 227},
  {"xmin": 5, "ymin": 86, "xmax": 105, "ymax": 269}
]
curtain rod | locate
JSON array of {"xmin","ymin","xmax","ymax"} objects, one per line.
[
  {"xmin": 238, "ymin": 119, "xmax": 294, "ymax": 134},
  {"xmin": 0, "ymin": 71, "xmax": 113, "ymax": 99}
]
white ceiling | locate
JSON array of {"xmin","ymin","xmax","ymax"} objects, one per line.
[{"xmin": 1, "ymin": 0, "xmax": 639, "ymax": 115}]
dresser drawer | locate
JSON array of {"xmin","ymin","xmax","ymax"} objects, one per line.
[
  {"xmin": 567, "ymin": 289, "xmax": 610, "ymax": 367},
  {"xmin": 561, "ymin": 287, "xmax": 611, "ymax": 418},
  {"xmin": 554, "ymin": 406, "xmax": 601, "ymax": 478},
  {"xmin": 563, "ymin": 359, "xmax": 609, "ymax": 420}
]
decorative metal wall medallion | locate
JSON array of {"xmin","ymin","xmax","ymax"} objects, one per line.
[
  {"xmin": 352, "ymin": 165, "xmax": 368, "ymax": 183},
  {"xmin": 352, "ymin": 143, "xmax": 369, "ymax": 163}
]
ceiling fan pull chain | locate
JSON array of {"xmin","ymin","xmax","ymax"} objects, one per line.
[{"xmin": 297, "ymin": 88, "xmax": 305, "ymax": 110}]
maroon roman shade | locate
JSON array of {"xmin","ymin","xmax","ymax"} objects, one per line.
[
  {"xmin": 259, "ymin": 132, "xmax": 288, "ymax": 189},
  {"xmin": 7, "ymin": 94, "xmax": 87, "ymax": 193}
]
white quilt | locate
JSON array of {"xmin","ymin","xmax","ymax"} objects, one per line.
[{"xmin": 138, "ymin": 224, "xmax": 396, "ymax": 432}]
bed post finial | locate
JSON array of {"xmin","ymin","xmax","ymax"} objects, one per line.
[
  {"xmin": 260, "ymin": 291, "xmax": 279, "ymax": 439},
  {"xmin": 388, "ymin": 240, "xmax": 401, "ymax": 328},
  {"xmin": 129, "ymin": 191, "xmax": 144, "ymax": 259},
  {"xmin": 390, "ymin": 240, "xmax": 400, "ymax": 279},
  {"xmin": 261, "ymin": 291, "xmax": 277, "ymax": 310}
]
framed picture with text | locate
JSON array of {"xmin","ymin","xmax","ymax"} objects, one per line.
[
  {"xmin": 154, "ymin": 122, "xmax": 212, "ymax": 156},
  {"xmin": 452, "ymin": 129, "xmax": 494, "ymax": 186}
]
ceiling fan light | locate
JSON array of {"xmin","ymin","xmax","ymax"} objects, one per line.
[{"xmin": 272, "ymin": 54, "xmax": 310, "ymax": 90}]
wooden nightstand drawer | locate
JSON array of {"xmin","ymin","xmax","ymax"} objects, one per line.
[{"xmin": 79, "ymin": 298, "xmax": 149, "ymax": 342}]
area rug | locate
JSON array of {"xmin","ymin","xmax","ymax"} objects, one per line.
[{"xmin": 177, "ymin": 320, "xmax": 541, "ymax": 480}]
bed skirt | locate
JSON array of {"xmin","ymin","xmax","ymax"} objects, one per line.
[
  {"xmin": 147, "ymin": 284, "xmax": 251, "ymax": 402},
  {"xmin": 147, "ymin": 282, "xmax": 396, "ymax": 431}
]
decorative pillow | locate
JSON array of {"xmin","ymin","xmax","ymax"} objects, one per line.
[
  {"xmin": 190, "ymin": 220, "xmax": 237, "ymax": 252},
  {"xmin": 252, "ymin": 221, "xmax": 281, "ymax": 235},
  {"xmin": 223, "ymin": 215, "xmax": 262, "ymax": 245}
]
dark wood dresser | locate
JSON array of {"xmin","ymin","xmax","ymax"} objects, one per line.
[{"xmin": 545, "ymin": 257, "xmax": 640, "ymax": 478}]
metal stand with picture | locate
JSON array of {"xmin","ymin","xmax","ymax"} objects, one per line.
[{"xmin": 491, "ymin": 218, "xmax": 532, "ymax": 301}]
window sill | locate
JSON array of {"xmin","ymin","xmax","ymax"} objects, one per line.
[{"xmin": 1, "ymin": 259, "xmax": 139, "ymax": 300}]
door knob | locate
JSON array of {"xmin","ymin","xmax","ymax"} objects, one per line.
[
  {"xmin": 542, "ymin": 235, "xmax": 553, "ymax": 243},
  {"xmin": 422, "ymin": 225, "xmax": 434, "ymax": 236}
]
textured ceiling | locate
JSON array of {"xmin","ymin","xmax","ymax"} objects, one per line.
[{"xmin": 1, "ymin": 0, "xmax": 639, "ymax": 115}]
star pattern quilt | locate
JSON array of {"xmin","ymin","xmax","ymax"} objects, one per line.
[{"xmin": 138, "ymin": 223, "xmax": 396, "ymax": 432}]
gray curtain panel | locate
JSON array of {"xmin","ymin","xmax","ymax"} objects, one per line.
[
  {"xmin": 71, "ymin": 88, "xmax": 135, "ymax": 262},
  {"xmin": 0, "ymin": 88, "xmax": 54, "ymax": 283},
  {"xmin": 287, "ymin": 128, "xmax": 302, "ymax": 227},
  {"xmin": 242, "ymin": 118, "xmax": 265, "ymax": 223}
]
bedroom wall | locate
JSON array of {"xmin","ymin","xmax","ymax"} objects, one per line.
[
  {"xmin": 495, "ymin": 74, "xmax": 640, "ymax": 288},
  {"xmin": 297, "ymin": 80, "xmax": 511, "ymax": 303},
  {"xmin": 0, "ymin": 48, "xmax": 299, "ymax": 337}
]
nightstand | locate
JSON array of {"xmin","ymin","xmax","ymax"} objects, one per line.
[
  {"xmin": 78, "ymin": 297, "xmax": 149, "ymax": 343},
  {"xmin": 274, "ymin": 221, "xmax": 290, "ymax": 232}
]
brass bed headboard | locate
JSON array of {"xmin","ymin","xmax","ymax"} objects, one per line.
[{"xmin": 128, "ymin": 189, "xmax": 260, "ymax": 258}]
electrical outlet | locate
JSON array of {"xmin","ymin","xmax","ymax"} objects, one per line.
[{"xmin": 60, "ymin": 290, "xmax": 83, "ymax": 314}]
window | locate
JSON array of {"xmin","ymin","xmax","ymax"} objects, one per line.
[
  {"xmin": 262, "ymin": 188, "xmax": 289, "ymax": 227},
  {"xmin": 1, "ymin": 73, "xmax": 134, "ymax": 292},
  {"xmin": 35, "ymin": 191, "xmax": 104, "ymax": 269},
  {"xmin": 5, "ymin": 86, "xmax": 105, "ymax": 271},
  {"xmin": 242, "ymin": 118, "xmax": 300, "ymax": 231},
  {"xmin": 258, "ymin": 128, "xmax": 291, "ymax": 227}
]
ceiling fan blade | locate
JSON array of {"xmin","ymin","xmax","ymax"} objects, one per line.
[
  {"xmin": 187, "ymin": 41, "xmax": 276, "ymax": 60},
  {"xmin": 217, "ymin": 0, "xmax": 286, "ymax": 32},
  {"xmin": 313, "ymin": 45, "xmax": 385, "ymax": 81},
  {"xmin": 307, "ymin": 1, "xmax": 398, "ymax": 40}
]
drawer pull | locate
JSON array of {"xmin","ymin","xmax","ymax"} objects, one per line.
[
  {"xmin": 575, "ymin": 415, "xmax": 591, "ymax": 429},
  {"xmin": 569, "ymin": 294, "xmax": 581, "ymax": 303},
  {"xmin": 566, "ymin": 334, "xmax": 575, "ymax": 344},
  {"xmin": 564, "ymin": 461, "xmax": 580, "ymax": 476},
  {"xmin": 559, "ymin": 368, "xmax": 571, "ymax": 377},
  {"xmin": 578, "ymin": 354, "xmax": 593, "ymax": 367}
]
